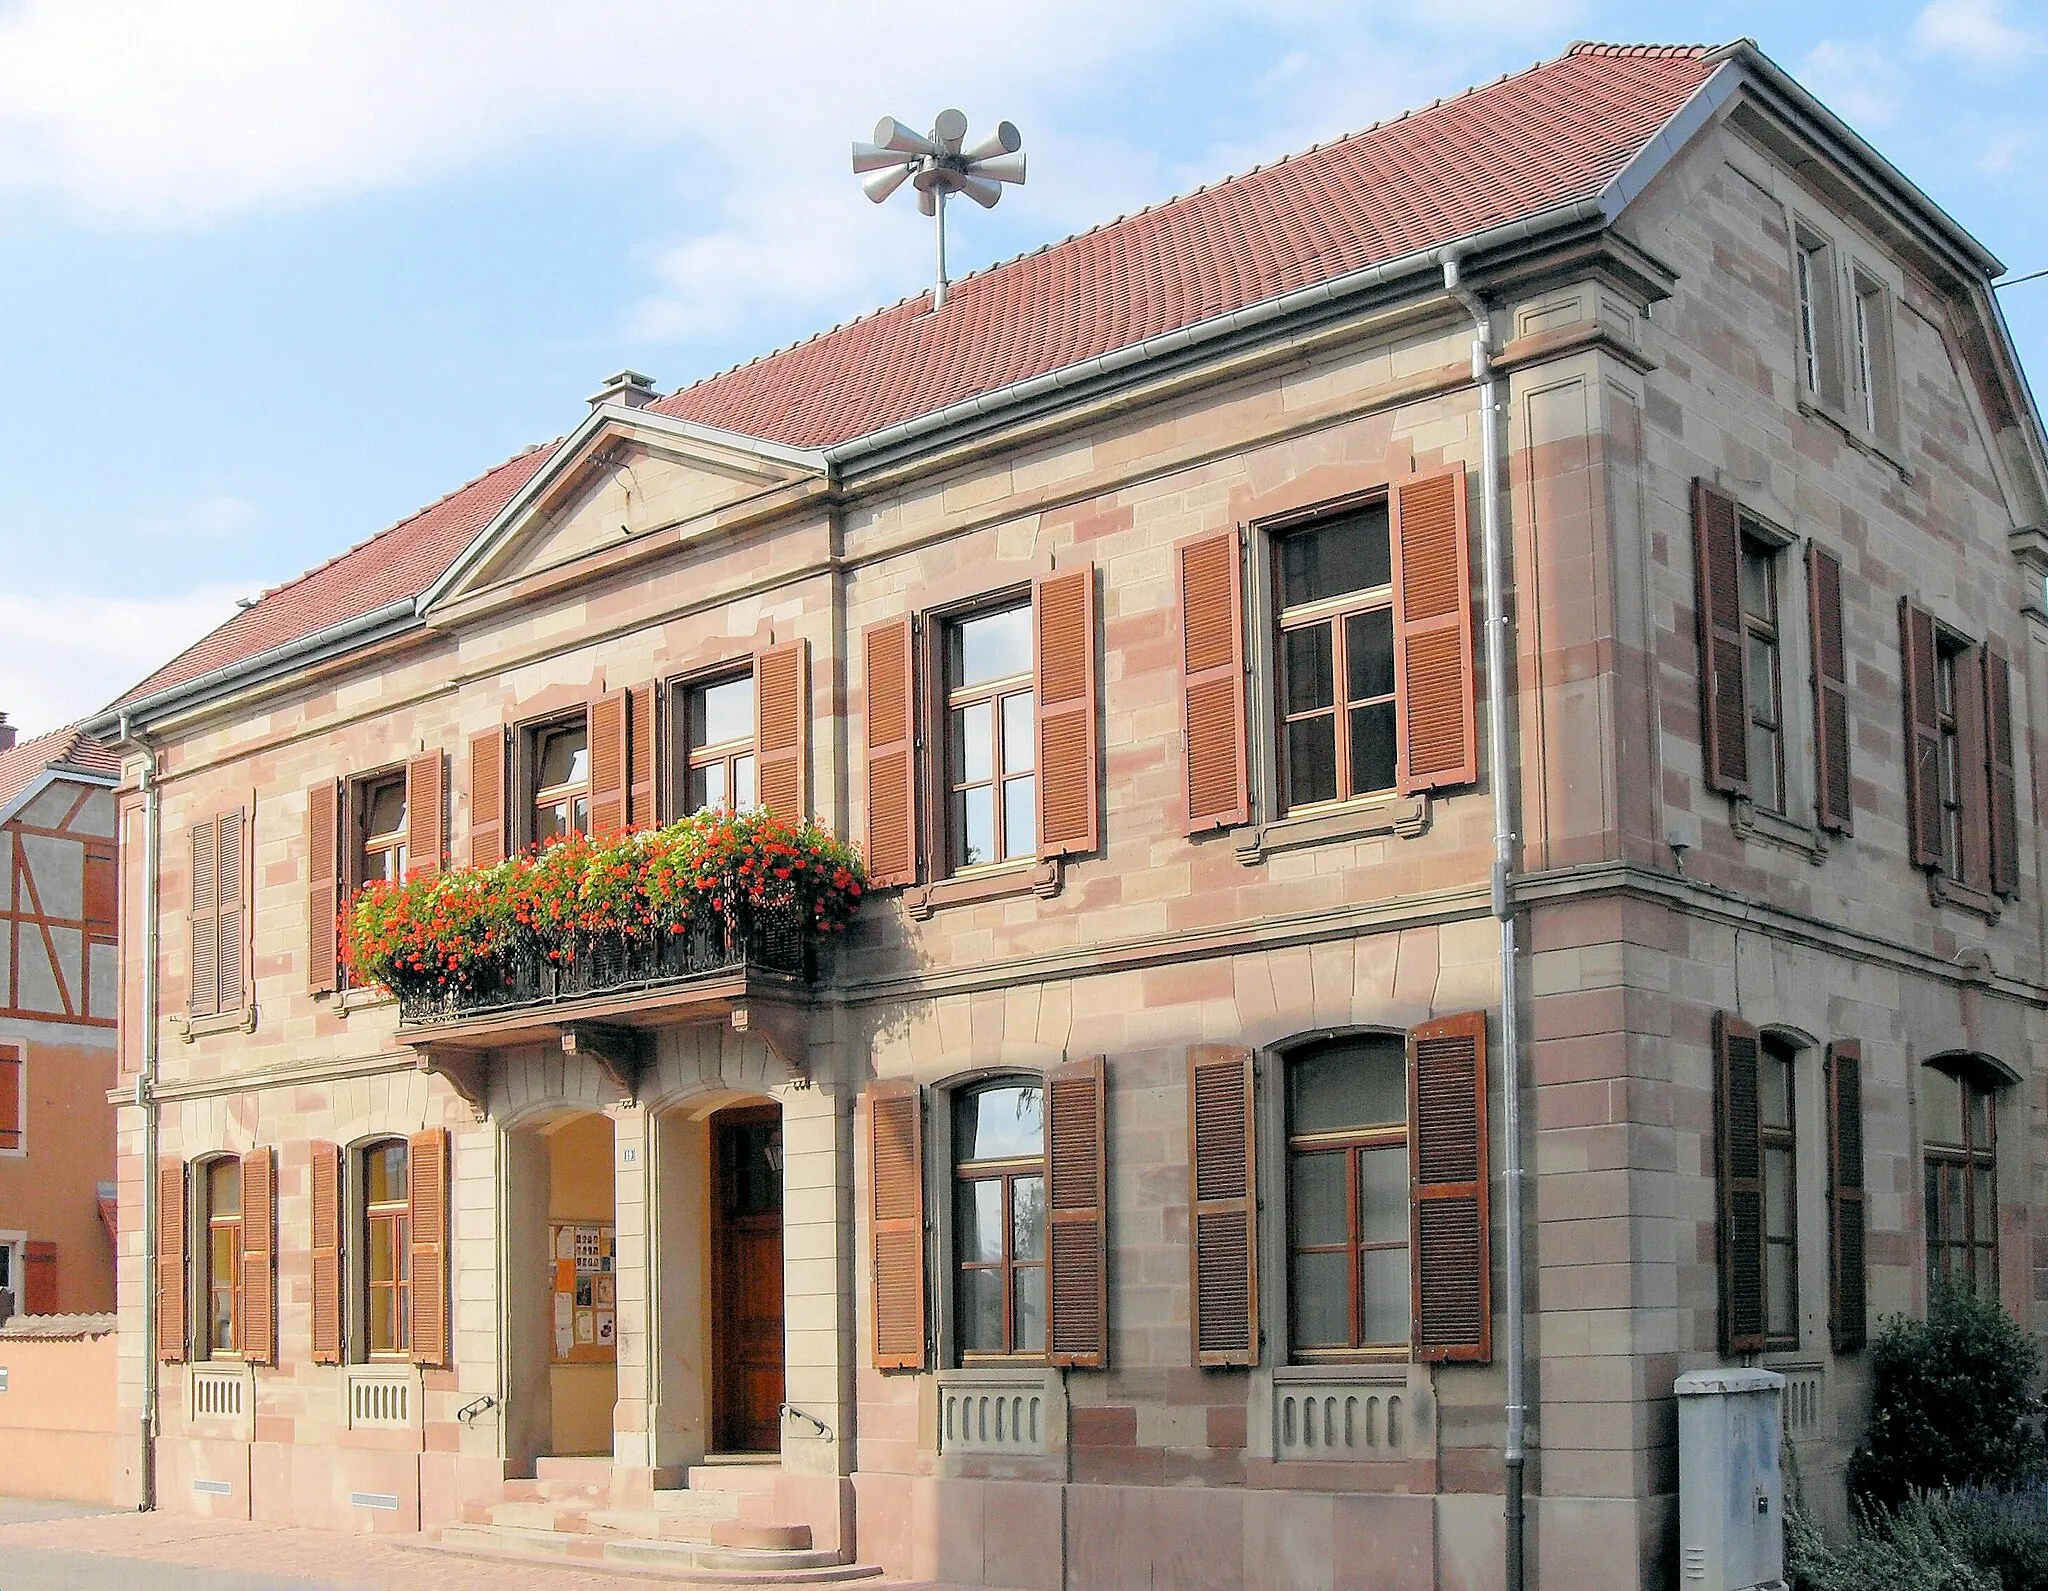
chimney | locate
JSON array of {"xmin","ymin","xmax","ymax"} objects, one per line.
[
  {"xmin": 588, "ymin": 370, "xmax": 659, "ymax": 411},
  {"xmin": 0, "ymin": 712, "xmax": 15, "ymax": 753}
]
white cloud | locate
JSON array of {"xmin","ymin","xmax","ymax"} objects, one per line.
[
  {"xmin": 1798, "ymin": 40, "xmax": 1905, "ymax": 129},
  {"xmin": 0, "ymin": 585, "xmax": 243, "ymax": 733},
  {"xmin": 1915, "ymin": 0, "xmax": 2044, "ymax": 68}
]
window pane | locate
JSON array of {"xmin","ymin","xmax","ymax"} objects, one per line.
[
  {"xmin": 1358, "ymin": 1145, "xmax": 1407, "ymax": 1245},
  {"xmin": 1923, "ymin": 1071, "xmax": 1963, "ymax": 1146},
  {"xmin": 365, "ymin": 1144, "xmax": 407, "ymax": 1206},
  {"xmin": 1003, "ymin": 777, "xmax": 1036, "ymax": 860},
  {"xmin": 395, "ymin": 1285, "xmax": 410, "ymax": 1351},
  {"xmin": 1925, "ymin": 1164, "xmax": 1943, "ymax": 1249},
  {"xmin": 1002, "ymin": 692, "xmax": 1034, "ymax": 773},
  {"xmin": 1748, "ymin": 725, "xmax": 1780, "ymax": 812},
  {"xmin": 1764, "ymin": 1147, "xmax": 1793, "ymax": 1240},
  {"xmin": 371, "ymin": 1290, "xmax": 395, "ymax": 1355},
  {"xmin": 692, "ymin": 761, "xmax": 727, "ymax": 813},
  {"xmin": 1346, "ymin": 608, "xmax": 1396, "ymax": 701},
  {"xmin": 1767, "ymin": 1243, "xmax": 1796, "ymax": 1337},
  {"xmin": 1284, "ymin": 717, "xmax": 1338, "ymax": 808},
  {"xmin": 1283, "ymin": 625, "xmax": 1335, "ymax": 714},
  {"xmin": 366, "ymin": 781, "xmax": 407, "ymax": 839},
  {"xmin": 536, "ymin": 800, "xmax": 574, "ymax": 842},
  {"xmin": 1289, "ymin": 1151, "xmax": 1347, "ymax": 1248},
  {"xmin": 1012, "ymin": 1176, "xmax": 1046, "ymax": 1262},
  {"xmin": 1746, "ymin": 634, "xmax": 1778, "ymax": 721},
  {"xmin": 1348, "ymin": 701, "xmax": 1397, "ymax": 796},
  {"xmin": 1739, "ymin": 547, "xmax": 1773, "ymax": 622},
  {"xmin": 1969, "ymin": 1086, "xmax": 1993, "ymax": 1153},
  {"xmin": 956, "ymin": 786, "xmax": 996, "ymax": 867},
  {"xmin": 369, "ymin": 1218, "xmax": 396, "ymax": 1283},
  {"xmin": 957, "ymin": 1268, "xmax": 1004, "ymax": 1353},
  {"xmin": 1288, "ymin": 1039, "xmax": 1407, "ymax": 1135},
  {"xmin": 537, "ymin": 726, "xmax": 588, "ymax": 790},
  {"xmin": 1358, "ymin": 1246, "xmax": 1409, "ymax": 1347},
  {"xmin": 1759, "ymin": 1052, "xmax": 1791, "ymax": 1132},
  {"xmin": 955, "ymin": 1083, "xmax": 1045, "ymax": 1163},
  {"xmin": 954, "ymin": 701, "xmax": 993, "ymax": 785},
  {"xmin": 1013, "ymin": 1267, "xmax": 1046, "ymax": 1355},
  {"xmin": 209, "ymin": 1159, "xmax": 241, "ymax": 1217},
  {"xmin": 692, "ymin": 675, "xmax": 754, "ymax": 749},
  {"xmin": 954, "ymin": 606, "xmax": 1033, "ymax": 688},
  {"xmin": 1944, "ymin": 1167, "xmax": 1966, "ymax": 1250},
  {"xmin": 1279, "ymin": 504, "xmax": 1392, "ymax": 608},
  {"xmin": 956, "ymin": 1180, "xmax": 1003, "ymax": 1264},
  {"xmin": 733, "ymin": 755, "xmax": 756, "ymax": 812},
  {"xmin": 1289, "ymin": 1251, "xmax": 1349, "ymax": 1348},
  {"xmin": 1975, "ymin": 1165, "xmax": 1996, "ymax": 1245}
]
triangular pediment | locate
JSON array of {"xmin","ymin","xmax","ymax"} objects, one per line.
[{"xmin": 426, "ymin": 407, "xmax": 828, "ymax": 611}]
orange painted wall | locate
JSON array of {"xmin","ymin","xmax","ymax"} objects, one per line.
[
  {"xmin": 0, "ymin": 1035, "xmax": 118, "ymax": 1312},
  {"xmin": 0, "ymin": 1329, "xmax": 138, "ymax": 1504}
]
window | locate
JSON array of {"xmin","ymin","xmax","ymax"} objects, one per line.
[
  {"xmin": 204, "ymin": 1158, "xmax": 242, "ymax": 1358},
  {"xmin": 1853, "ymin": 279, "xmax": 1881, "ymax": 435},
  {"xmin": 1276, "ymin": 501, "xmax": 1397, "ymax": 811},
  {"xmin": 362, "ymin": 1141, "xmax": 411, "ymax": 1359},
  {"xmin": 531, "ymin": 720, "xmax": 590, "ymax": 843},
  {"xmin": 1759, "ymin": 1037, "xmax": 1798, "ymax": 1347},
  {"xmin": 681, "ymin": 671, "xmax": 756, "ymax": 813},
  {"xmin": 1924, "ymin": 1064, "xmax": 1998, "ymax": 1294},
  {"xmin": 1285, "ymin": 1035, "xmax": 1410, "ymax": 1357},
  {"xmin": 1794, "ymin": 230, "xmax": 1844, "ymax": 410},
  {"xmin": 1935, "ymin": 644, "xmax": 1965, "ymax": 879},
  {"xmin": 952, "ymin": 1078, "xmax": 1047, "ymax": 1359},
  {"xmin": 187, "ymin": 808, "xmax": 248, "ymax": 1019},
  {"xmin": 1739, "ymin": 534, "xmax": 1786, "ymax": 814},
  {"xmin": 944, "ymin": 604, "xmax": 1036, "ymax": 870},
  {"xmin": 356, "ymin": 772, "xmax": 408, "ymax": 885}
]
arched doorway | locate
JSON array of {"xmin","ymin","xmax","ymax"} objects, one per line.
[{"xmin": 709, "ymin": 1102, "xmax": 785, "ymax": 1452}]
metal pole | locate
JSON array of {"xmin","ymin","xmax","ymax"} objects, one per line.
[
  {"xmin": 122, "ymin": 721, "xmax": 162, "ymax": 1512},
  {"xmin": 934, "ymin": 188, "xmax": 949, "ymax": 311}
]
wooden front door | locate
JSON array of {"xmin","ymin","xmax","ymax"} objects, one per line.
[{"xmin": 712, "ymin": 1107, "xmax": 785, "ymax": 1452}]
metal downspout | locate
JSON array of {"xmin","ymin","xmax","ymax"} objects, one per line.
[
  {"xmin": 1443, "ymin": 256, "xmax": 1527, "ymax": 1591},
  {"xmin": 121, "ymin": 717, "xmax": 163, "ymax": 1511}
]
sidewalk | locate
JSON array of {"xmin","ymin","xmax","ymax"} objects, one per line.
[{"xmin": 0, "ymin": 1501, "xmax": 979, "ymax": 1591}]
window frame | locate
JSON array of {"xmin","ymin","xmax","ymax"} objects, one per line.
[
  {"xmin": 669, "ymin": 665, "xmax": 758, "ymax": 818},
  {"xmin": 522, "ymin": 711, "xmax": 592, "ymax": 848},
  {"xmin": 925, "ymin": 589, "xmax": 1038, "ymax": 881},
  {"xmin": 1758, "ymin": 1035, "xmax": 1800, "ymax": 1351},
  {"xmin": 201, "ymin": 1155, "xmax": 244, "ymax": 1361},
  {"xmin": 1738, "ymin": 530, "xmax": 1788, "ymax": 817},
  {"xmin": 1924, "ymin": 1061, "xmax": 2001, "ymax": 1296},
  {"xmin": 1792, "ymin": 222, "xmax": 1847, "ymax": 413},
  {"xmin": 946, "ymin": 1074, "xmax": 1050, "ymax": 1365},
  {"xmin": 350, "ymin": 767, "xmax": 410, "ymax": 890},
  {"xmin": 359, "ymin": 1138, "xmax": 412, "ymax": 1363}
]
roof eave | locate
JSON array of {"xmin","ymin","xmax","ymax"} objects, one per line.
[{"xmin": 0, "ymin": 762, "xmax": 118, "ymax": 830}]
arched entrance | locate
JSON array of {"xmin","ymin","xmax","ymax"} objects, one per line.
[{"xmin": 710, "ymin": 1102, "xmax": 785, "ymax": 1452}]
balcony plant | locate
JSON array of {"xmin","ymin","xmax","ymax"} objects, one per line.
[{"xmin": 340, "ymin": 809, "xmax": 866, "ymax": 1007}]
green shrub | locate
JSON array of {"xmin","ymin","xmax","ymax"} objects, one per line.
[
  {"xmin": 1848, "ymin": 1283, "xmax": 2048, "ymax": 1512},
  {"xmin": 1787, "ymin": 1499, "xmax": 1996, "ymax": 1591}
]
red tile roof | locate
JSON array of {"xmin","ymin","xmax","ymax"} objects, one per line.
[
  {"xmin": 0, "ymin": 722, "xmax": 120, "ymax": 813},
  {"xmin": 111, "ymin": 42, "xmax": 1720, "ymax": 716},
  {"xmin": 655, "ymin": 43, "xmax": 1717, "ymax": 449}
]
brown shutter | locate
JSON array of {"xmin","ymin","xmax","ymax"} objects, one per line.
[
  {"xmin": 1188, "ymin": 1045, "xmax": 1257, "ymax": 1367},
  {"xmin": 22, "ymin": 1240, "xmax": 56, "ymax": 1314},
  {"xmin": 1826, "ymin": 1040, "xmax": 1867, "ymax": 1354},
  {"xmin": 1410, "ymin": 1012, "xmax": 1492, "ymax": 1362},
  {"xmin": 1714, "ymin": 1011, "xmax": 1766, "ymax": 1355},
  {"xmin": 0, "ymin": 1046, "xmax": 20, "ymax": 1150},
  {"xmin": 1393, "ymin": 469, "xmax": 1479, "ymax": 792},
  {"xmin": 307, "ymin": 781, "xmax": 340, "ymax": 994},
  {"xmin": 587, "ymin": 689, "xmax": 629, "ymax": 838},
  {"xmin": 468, "ymin": 727, "xmax": 507, "ymax": 866},
  {"xmin": 214, "ymin": 808, "xmax": 247, "ymax": 1014},
  {"xmin": 1900, "ymin": 600, "xmax": 1944, "ymax": 870},
  {"xmin": 1984, "ymin": 645, "xmax": 2019, "ymax": 896},
  {"xmin": 240, "ymin": 1147, "xmax": 275, "ymax": 1366},
  {"xmin": 309, "ymin": 1142, "xmax": 342, "ymax": 1365},
  {"xmin": 862, "ymin": 617, "xmax": 919, "ymax": 888},
  {"xmin": 755, "ymin": 640, "xmax": 810, "ymax": 822},
  {"xmin": 1047, "ymin": 1056, "xmax": 1108, "ymax": 1368},
  {"xmin": 189, "ymin": 820, "xmax": 219, "ymax": 1017},
  {"xmin": 406, "ymin": 751, "xmax": 445, "ymax": 881},
  {"xmin": 1035, "ymin": 565, "xmax": 1100, "ymax": 857},
  {"xmin": 1177, "ymin": 529, "xmax": 1249, "ymax": 833},
  {"xmin": 1694, "ymin": 480, "xmax": 1751, "ymax": 796},
  {"xmin": 628, "ymin": 683, "xmax": 659, "ymax": 827},
  {"xmin": 866, "ymin": 1079, "xmax": 926, "ymax": 1369},
  {"xmin": 156, "ymin": 1157, "xmax": 187, "ymax": 1362},
  {"xmin": 1807, "ymin": 542, "xmax": 1853, "ymax": 833},
  {"xmin": 409, "ymin": 1128, "xmax": 449, "ymax": 1368}
]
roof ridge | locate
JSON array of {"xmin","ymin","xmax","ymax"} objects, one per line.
[{"xmin": 1566, "ymin": 40, "xmax": 1714, "ymax": 58}]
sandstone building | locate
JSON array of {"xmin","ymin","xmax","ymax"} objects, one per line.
[{"xmin": 90, "ymin": 39, "xmax": 2048, "ymax": 1590}]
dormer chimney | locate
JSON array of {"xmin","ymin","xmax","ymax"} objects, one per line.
[
  {"xmin": 588, "ymin": 370, "xmax": 659, "ymax": 411},
  {"xmin": 0, "ymin": 712, "xmax": 15, "ymax": 753}
]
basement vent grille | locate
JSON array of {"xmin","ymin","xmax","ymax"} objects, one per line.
[{"xmin": 189, "ymin": 1368, "xmax": 243, "ymax": 1420}]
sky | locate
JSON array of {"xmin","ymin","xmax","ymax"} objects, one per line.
[{"xmin": 1, "ymin": 0, "xmax": 2045, "ymax": 736}]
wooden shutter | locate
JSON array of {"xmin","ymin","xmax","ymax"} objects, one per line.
[
  {"xmin": 0, "ymin": 1046, "xmax": 20, "ymax": 1151},
  {"xmin": 1984, "ymin": 645, "xmax": 2019, "ymax": 896},
  {"xmin": 866, "ymin": 1079, "xmax": 926, "ymax": 1369},
  {"xmin": 1035, "ymin": 566, "xmax": 1100, "ymax": 857},
  {"xmin": 240, "ymin": 1147, "xmax": 275, "ymax": 1365},
  {"xmin": 1393, "ymin": 469, "xmax": 1479, "ymax": 792},
  {"xmin": 1694, "ymin": 480, "xmax": 1751, "ymax": 796},
  {"xmin": 1410, "ymin": 1012, "xmax": 1492, "ymax": 1362},
  {"xmin": 189, "ymin": 820, "xmax": 219, "ymax": 1017},
  {"xmin": 309, "ymin": 1142, "xmax": 342, "ymax": 1365},
  {"xmin": 1826, "ymin": 1040, "xmax": 1868, "ymax": 1354},
  {"xmin": 1900, "ymin": 600, "xmax": 1944, "ymax": 870},
  {"xmin": 156, "ymin": 1157, "xmax": 187, "ymax": 1362},
  {"xmin": 628, "ymin": 683, "xmax": 659, "ymax": 826},
  {"xmin": 409, "ymin": 1129, "xmax": 449, "ymax": 1368},
  {"xmin": 1047, "ymin": 1056, "xmax": 1108, "ymax": 1368},
  {"xmin": 588, "ymin": 690, "xmax": 629, "ymax": 838},
  {"xmin": 1188, "ymin": 1045, "xmax": 1257, "ymax": 1366},
  {"xmin": 406, "ymin": 751, "xmax": 445, "ymax": 881},
  {"xmin": 469, "ymin": 728, "xmax": 507, "ymax": 866},
  {"xmin": 862, "ymin": 618, "xmax": 919, "ymax": 889},
  {"xmin": 1714, "ymin": 1012, "xmax": 1766, "ymax": 1355},
  {"xmin": 1807, "ymin": 543, "xmax": 1853, "ymax": 833},
  {"xmin": 22, "ymin": 1240, "xmax": 56, "ymax": 1314},
  {"xmin": 755, "ymin": 639, "xmax": 810, "ymax": 822},
  {"xmin": 1177, "ymin": 530, "xmax": 1249, "ymax": 833},
  {"xmin": 307, "ymin": 781, "xmax": 340, "ymax": 994},
  {"xmin": 214, "ymin": 808, "xmax": 247, "ymax": 1014}
]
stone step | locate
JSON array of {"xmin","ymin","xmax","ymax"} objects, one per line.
[
  {"xmin": 712, "ymin": 1523, "xmax": 812, "ymax": 1551},
  {"xmin": 502, "ymin": 1475, "xmax": 613, "ymax": 1504},
  {"xmin": 534, "ymin": 1455, "xmax": 619, "ymax": 1485},
  {"xmin": 683, "ymin": 1461, "xmax": 782, "ymax": 1495},
  {"xmin": 583, "ymin": 1506, "xmax": 730, "ymax": 1544},
  {"xmin": 410, "ymin": 1523, "xmax": 883, "ymax": 1584},
  {"xmin": 465, "ymin": 1500, "xmax": 595, "ymax": 1533}
]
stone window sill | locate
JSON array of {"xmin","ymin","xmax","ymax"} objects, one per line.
[
  {"xmin": 1796, "ymin": 395, "xmax": 1910, "ymax": 481},
  {"xmin": 905, "ymin": 859, "xmax": 1061, "ymax": 921},
  {"xmin": 1730, "ymin": 799, "xmax": 1829, "ymax": 865},
  {"xmin": 330, "ymin": 985, "xmax": 397, "ymax": 1018},
  {"xmin": 177, "ymin": 1006, "xmax": 257, "ymax": 1043},
  {"xmin": 1235, "ymin": 793, "xmax": 1430, "ymax": 867},
  {"xmin": 1928, "ymin": 870, "xmax": 2004, "ymax": 925}
]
